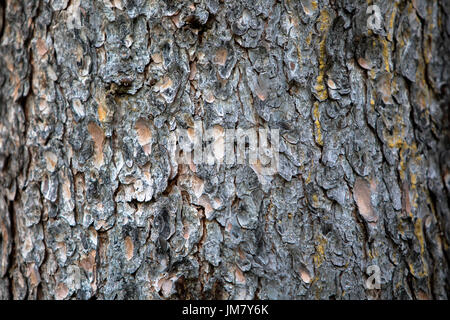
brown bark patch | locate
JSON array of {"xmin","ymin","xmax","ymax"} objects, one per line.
[
  {"xmin": 151, "ymin": 52, "xmax": 163, "ymax": 64},
  {"xmin": 254, "ymin": 82, "xmax": 267, "ymax": 101},
  {"xmin": 56, "ymin": 283, "xmax": 69, "ymax": 300},
  {"xmin": 80, "ymin": 250, "xmax": 96, "ymax": 272},
  {"xmin": 357, "ymin": 57, "xmax": 372, "ymax": 70},
  {"xmin": 36, "ymin": 38, "xmax": 47, "ymax": 57},
  {"xmin": 189, "ymin": 62, "xmax": 197, "ymax": 80},
  {"xmin": 235, "ymin": 267, "xmax": 246, "ymax": 284},
  {"xmin": 214, "ymin": 48, "xmax": 228, "ymax": 66},
  {"xmin": 158, "ymin": 76, "xmax": 173, "ymax": 91},
  {"xmin": 125, "ymin": 236, "xmax": 134, "ymax": 261},
  {"xmin": 299, "ymin": 266, "xmax": 311, "ymax": 283},
  {"xmin": 353, "ymin": 178, "xmax": 378, "ymax": 223},
  {"xmin": 203, "ymin": 89, "xmax": 215, "ymax": 103},
  {"xmin": 192, "ymin": 176, "xmax": 204, "ymax": 199},
  {"xmin": 87, "ymin": 122, "xmax": 105, "ymax": 168},
  {"xmin": 402, "ymin": 182, "xmax": 412, "ymax": 218},
  {"xmin": 135, "ymin": 118, "xmax": 152, "ymax": 155},
  {"xmin": 44, "ymin": 151, "xmax": 58, "ymax": 172},
  {"xmin": 199, "ymin": 195, "xmax": 213, "ymax": 219}
]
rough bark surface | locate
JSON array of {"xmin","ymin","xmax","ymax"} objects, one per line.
[{"xmin": 0, "ymin": 0, "xmax": 449, "ymax": 300}]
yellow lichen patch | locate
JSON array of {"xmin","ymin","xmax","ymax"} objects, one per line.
[
  {"xmin": 314, "ymin": 10, "xmax": 331, "ymax": 101},
  {"xmin": 314, "ymin": 39, "xmax": 328, "ymax": 100},
  {"xmin": 313, "ymin": 234, "xmax": 327, "ymax": 267},
  {"xmin": 305, "ymin": 170, "xmax": 312, "ymax": 184},
  {"xmin": 414, "ymin": 218, "xmax": 429, "ymax": 277},
  {"xmin": 407, "ymin": 262, "xmax": 417, "ymax": 277},
  {"xmin": 296, "ymin": 44, "xmax": 302, "ymax": 68},
  {"xmin": 368, "ymin": 247, "xmax": 379, "ymax": 260},
  {"xmin": 384, "ymin": 118, "xmax": 421, "ymax": 195},
  {"xmin": 306, "ymin": 31, "xmax": 313, "ymax": 46},
  {"xmin": 301, "ymin": 0, "xmax": 318, "ymax": 16},
  {"xmin": 398, "ymin": 220, "xmax": 405, "ymax": 236},
  {"xmin": 87, "ymin": 122, "xmax": 105, "ymax": 168},
  {"xmin": 410, "ymin": 173, "xmax": 419, "ymax": 208},
  {"xmin": 386, "ymin": 134, "xmax": 422, "ymax": 211},
  {"xmin": 317, "ymin": 9, "xmax": 331, "ymax": 32},
  {"xmin": 387, "ymin": 3, "xmax": 398, "ymax": 41},
  {"xmin": 406, "ymin": 169, "xmax": 421, "ymax": 214},
  {"xmin": 368, "ymin": 248, "xmax": 374, "ymax": 260},
  {"xmin": 380, "ymin": 37, "xmax": 391, "ymax": 73},
  {"xmin": 312, "ymin": 194, "xmax": 319, "ymax": 206},
  {"xmin": 304, "ymin": 160, "xmax": 314, "ymax": 184},
  {"xmin": 314, "ymin": 285, "xmax": 324, "ymax": 299},
  {"xmin": 312, "ymin": 102, "xmax": 323, "ymax": 146},
  {"xmin": 386, "ymin": 125, "xmax": 405, "ymax": 149},
  {"xmin": 414, "ymin": 218, "xmax": 425, "ymax": 255}
]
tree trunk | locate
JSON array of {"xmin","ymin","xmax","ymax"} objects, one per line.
[{"xmin": 0, "ymin": 0, "xmax": 449, "ymax": 300}]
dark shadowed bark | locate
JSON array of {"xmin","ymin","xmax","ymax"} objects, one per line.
[{"xmin": 0, "ymin": 0, "xmax": 449, "ymax": 300}]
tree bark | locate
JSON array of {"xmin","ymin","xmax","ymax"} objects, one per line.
[{"xmin": 0, "ymin": 0, "xmax": 449, "ymax": 300}]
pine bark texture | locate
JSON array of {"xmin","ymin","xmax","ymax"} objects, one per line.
[{"xmin": 0, "ymin": 0, "xmax": 449, "ymax": 300}]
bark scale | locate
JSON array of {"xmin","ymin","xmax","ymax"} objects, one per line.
[{"xmin": 0, "ymin": 0, "xmax": 449, "ymax": 299}]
